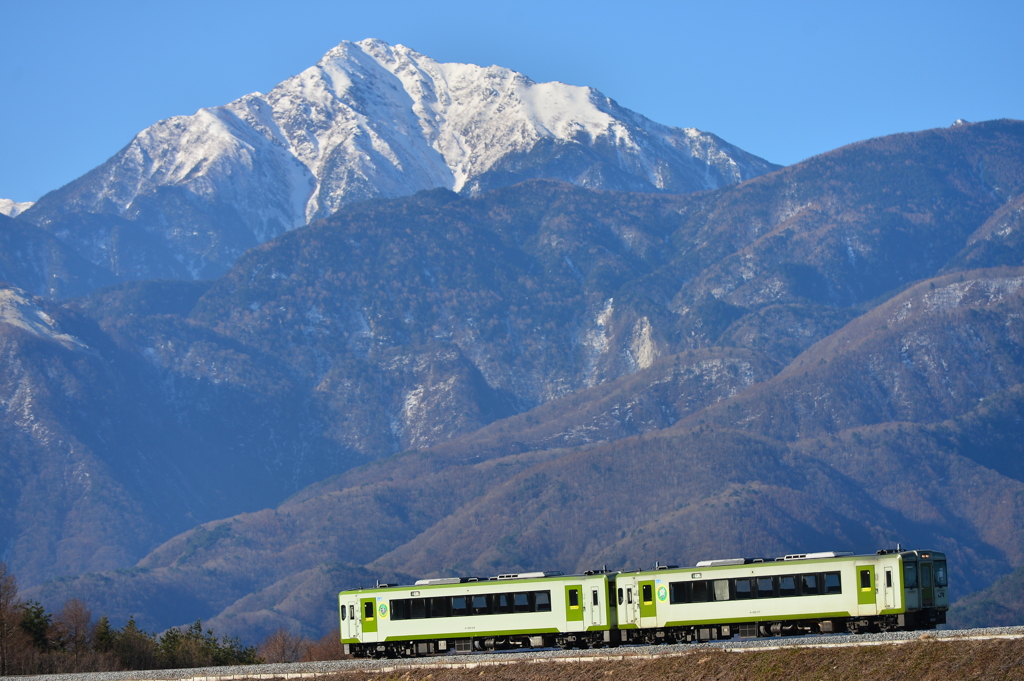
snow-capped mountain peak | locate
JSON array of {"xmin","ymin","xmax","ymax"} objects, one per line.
[
  {"xmin": 0, "ymin": 199, "xmax": 34, "ymax": 217},
  {"xmin": 23, "ymin": 39, "xmax": 777, "ymax": 280}
]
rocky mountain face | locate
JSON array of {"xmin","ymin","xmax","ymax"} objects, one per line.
[
  {"xmin": 8, "ymin": 118, "xmax": 1024, "ymax": 642},
  {"xmin": 15, "ymin": 39, "xmax": 776, "ymax": 285}
]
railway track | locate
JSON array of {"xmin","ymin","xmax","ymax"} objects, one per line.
[{"xmin": 10, "ymin": 626, "xmax": 1024, "ymax": 681}]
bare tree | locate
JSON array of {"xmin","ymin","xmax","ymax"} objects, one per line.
[
  {"xmin": 257, "ymin": 628, "xmax": 308, "ymax": 663},
  {"xmin": 301, "ymin": 628, "xmax": 346, "ymax": 661},
  {"xmin": 52, "ymin": 598, "xmax": 93, "ymax": 669},
  {"xmin": 0, "ymin": 563, "xmax": 19, "ymax": 676}
]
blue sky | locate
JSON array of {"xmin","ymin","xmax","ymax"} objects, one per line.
[{"xmin": 2, "ymin": 0, "xmax": 1022, "ymax": 202}]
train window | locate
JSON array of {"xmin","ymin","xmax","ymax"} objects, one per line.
[
  {"xmin": 824, "ymin": 572, "xmax": 842, "ymax": 594},
  {"xmin": 800, "ymin": 574, "xmax": 818, "ymax": 596},
  {"xmin": 642, "ymin": 584, "xmax": 653, "ymax": 604},
  {"xmin": 885, "ymin": 571, "xmax": 893, "ymax": 589},
  {"xmin": 430, "ymin": 597, "xmax": 450, "ymax": 618},
  {"xmin": 495, "ymin": 593, "xmax": 512, "ymax": 614},
  {"xmin": 390, "ymin": 599, "xmax": 408, "ymax": 620},
  {"xmin": 472, "ymin": 595, "xmax": 491, "ymax": 615},
  {"xmin": 364, "ymin": 601, "xmax": 374, "ymax": 620},
  {"xmin": 757, "ymin": 577, "xmax": 775, "ymax": 598},
  {"xmin": 514, "ymin": 592, "xmax": 531, "ymax": 613},
  {"xmin": 341, "ymin": 605, "xmax": 346, "ymax": 621},
  {"xmin": 627, "ymin": 588, "xmax": 634, "ymax": 604},
  {"xmin": 411, "ymin": 598, "xmax": 427, "ymax": 619},
  {"xmin": 860, "ymin": 570, "xmax": 871, "ymax": 590},
  {"xmin": 535, "ymin": 591, "xmax": 552, "ymax": 612},
  {"xmin": 618, "ymin": 588, "xmax": 624, "ymax": 605},
  {"xmin": 935, "ymin": 561, "xmax": 947, "ymax": 587},
  {"xmin": 592, "ymin": 589, "xmax": 600, "ymax": 607},
  {"xmin": 735, "ymin": 578, "xmax": 753, "ymax": 599},
  {"xmin": 669, "ymin": 582, "xmax": 689, "ymax": 604},
  {"xmin": 921, "ymin": 565, "xmax": 932, "ymax": 588},
  {"xmin": 452, "ymin": 596, "xmax": 470, "ymax": 617},
  {"xmin": 779, "ymin": 576, "xmax": 796, "ymax": 597},
  {"xmin": 691, "ymin": 581, "xmax": 709, "ymax": 603},
  {"xmin": 904, "ymin": 563, "xmax": 918, "ymax": 589},
  {"xmin": 569, "ymin": 589, "xmax": 580, "ymax": 608},
  {"xmin": 714, "ymin": 580, "xmax": 730, "ymax": 601},
  {"xmin": 349, "ymin": 605, "xmax": 355, "ymax": 621}
]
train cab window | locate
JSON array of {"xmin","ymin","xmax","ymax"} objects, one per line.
[
  {"xmin": 691, "ymin": 581, "xmax": 709, "ymax": 603},
  {"xmin": 642, "ymin": 584, "xmax": 653, "ymax": 604},
  {"xmin": 514, "ymin": 592, "xmax": 531, "ymax": 613},
  {"xmin": 824, "ymin": 572, "xmax": 842, "ymax": 595},
  {"xmin": 472, "ymin": 595, "xmax": 491, "ymax": 615},
  {"xmin": 735, "ymin": 578, "xmax": 753, "ymax": 599},
  {"xmin": 341, "ymin": 605, "xmax": 346, "ymax": 621},
  {"xmin": 885, "ymin": 571, "xmax": 893, "ymax": 588},
  {"xmin": 669, "ymin": 582, "xmax": 689, "ymax": 604},
  {"xmin": 349, "ymin": 605, "xmax": 355, "ymax": 621},
  {"xmin": 800, "ymin": 574, "xmax": 819, "ymax": 596},
  {"xmin": 364, "ymin": 601, "xmax": 374, "ymax": 620},
  {"xmin": 921, "ymin": 565, "xmax": 932, "ymax": 588},
  {"xmin": 904, "ymin": 563, "xmax": 918, "ymax": 589},
  {"xmin": 452, "ymin": 596, "xmax": 470, "ymax": 617},
  {"xmin": 618, "ymin": 588, "xmax": 624, "ymax": 605},
  {"xmin": 779, "ymin": 576, "xmax": 797, "ymax": 597},
  {"xmin": 592, "ymin": 589, "xmax": 600, "ymax": 607},
  {"xmin": 714, "ymin": 580, "xmax": 730, "ymax": 601},
  {"xmin": 934, "ymin": 561, "xmax": 947, "ymax": 588},
  {"xmin": 535, "ymin": 591, "xmax": 552, "ymax": 612},
  {"xmin": 430, "ymin": 597, "xmax": 450, "ymax": 618},
  {"xmin": 757, "ymin": 577, "xmax": 775, "ymax": 598},
  {"xmin": 627, "ymin": 588, "xmax": 634, "ymax": 604}
]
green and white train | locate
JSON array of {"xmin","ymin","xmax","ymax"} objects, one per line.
[{"xmin": 339, "ymin": 548, "xmax": 948, "ymax": 657}]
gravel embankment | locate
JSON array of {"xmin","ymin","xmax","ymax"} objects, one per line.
[{"xmin": 7, "ymin": 627, "xmax": 1024, "ymax": 681}]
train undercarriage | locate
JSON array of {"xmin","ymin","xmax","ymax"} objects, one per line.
[{"xmin": 346, "ymin": 609, "xmax": 945, "ymax": 658}]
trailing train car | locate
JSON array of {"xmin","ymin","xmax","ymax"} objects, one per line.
[
  {"xmin": 339, "ymin": 571, "xmax": 614, "ymax": 658},
  {"xmin": 613, "ymin": 548, "xmax": 948, "ymax": 644},
  {"xmin": 339, "ymin": 548, "xmax": 949, "ymax": 657}
]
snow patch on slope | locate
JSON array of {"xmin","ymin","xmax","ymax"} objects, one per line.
[{"xmin": 0, "ymin": 288, "xmax": 88, "ymax": 350}]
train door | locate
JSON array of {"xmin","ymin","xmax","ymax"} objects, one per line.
[
  {"xmin": 882, "ymin": 567, "xmax": 895, "ymax": 611},
  {"xmin": 920, "ymin": 562, "xmax": 933, "ymax": 607},
  {"xmin": 856, "ymin": 565, "xmax": 877, "ymax": 616},
  {"xmin": 639, "ymin": 579, "xmax": 657, "ymax": 627},
  {"xmin": 360, "ymin": 597, "xmax": 378, "ymax": 643},
  {"xmin": 565, "ymin": 584, "xmax": 585, "ymax": 628},
  {"xmin": 340, "ymin": 597, "xmax": 359, "ymax": 641},
  {"xmin": 619, "ymin": 577, "xmax": 639, "ymax": 627},
  {"xmin": 587, "ymin": 583, "xmax": 604, "ymax": 628}
]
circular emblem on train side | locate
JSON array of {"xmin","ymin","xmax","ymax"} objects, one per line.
[
  {"xmin": 378, "ymin": 603, "xmax": 389, "ymax": 618},
  {"xmin": 657, "ymin": 586, "xmax": 668, "ymax": 602}
]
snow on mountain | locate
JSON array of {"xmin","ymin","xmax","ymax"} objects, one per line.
[
  {"xmin": 0, "ymin": 286, "xmax": 88, "ymax": 350},
  {"xmin": 0, "ymin": 199, "xmax": 33, "ymax": 217},
  {"xmin": 23, "ymin": 39, "xmax": 778, "ymax": 280}
]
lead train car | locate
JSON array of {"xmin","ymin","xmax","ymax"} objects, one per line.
[
  {"xmin": 340, "ymin": 571, "xmax": 613, "ymax": 658},
  {"xmin": 339, "ymin": 549, "xmax": 948, "ymax": 657}
]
